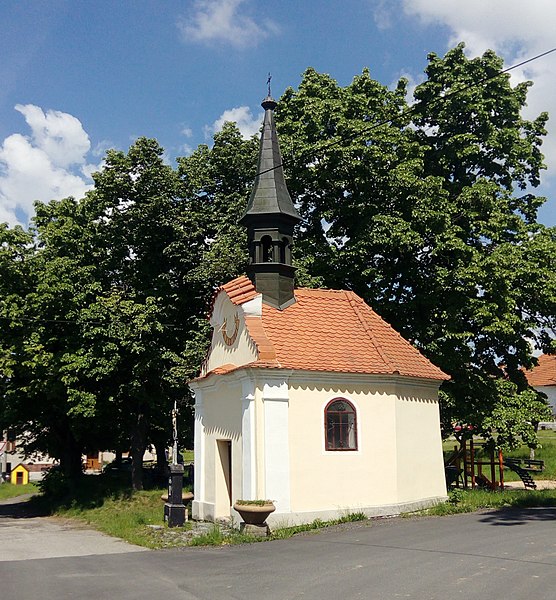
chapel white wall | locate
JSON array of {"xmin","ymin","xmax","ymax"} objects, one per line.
[
  {"xmin": 287, "ymin": 379, "xmax": 398, "ymax": 512},
  {"xmin": 201, "ymin": 292, "xmax": 258, "ymax": 376},
  {"xmin": 192, "ymin": 370, "xmax": 446, "ymax": 524},
  {"xmin": 394, "ymin": 383, "xmax": 447, "ymax": 502},
  {"xmin": 191, "ymin": 378, "xmax": 244, "ymax": 520},
  {"xmin": 287, "ymin": 376, "xmax": 446, "ymax": 513}
]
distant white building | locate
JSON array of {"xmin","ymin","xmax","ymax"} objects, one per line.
[
  {"xmin": 525, "ymin": 354, "xmax": 556, "ymax": 429},
  {"xmin": 1, "ymin": 438, "xmax": 56, "ymax": 482}
]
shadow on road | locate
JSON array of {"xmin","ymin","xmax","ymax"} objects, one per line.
[
  {"xmin": 479, "ymin": 507, "xmax": 556, "ymax": 526},
  {"xmin": 0, "ymin": 495, "xmax": 47, "ymax": 519}
]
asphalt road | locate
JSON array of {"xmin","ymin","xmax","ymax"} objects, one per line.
[{"xmin": 1, "ymin": 503, "xmax": 556, "ymax": 599}]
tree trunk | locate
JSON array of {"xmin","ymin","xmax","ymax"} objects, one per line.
[
  {"xmin": 530, "ymin": 421, "xmax": 539, "ymax": 460},
  {"xmin": 114, "ymin": 447, "xmax": 123, "ymax": 468},
  {"xmin": 130, "ymin": 412, "xmax": 147, "ymax": 491},
  {"xmin": 59, "ymin": 430, "xmax": 83, "ymax": 480},
  {"xmin": 154, "ymin": 440, "xmax": 169, "ymax": 474}
]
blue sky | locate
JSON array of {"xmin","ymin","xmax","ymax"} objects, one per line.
[{"xmin": 1, "ymin": 0, "xmax": 556, "ymax": 227}]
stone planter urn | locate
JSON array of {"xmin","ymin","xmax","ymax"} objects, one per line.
[
  {"xmin": 233, "ymin": 500, "xmax": 275, "ymax": 536},
  {"xmin": 160, "ymin": 491, "xmax": 194, "ymax": 503}
]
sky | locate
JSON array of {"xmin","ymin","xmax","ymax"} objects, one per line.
[{"xmin": 1, "ymin": 0, "xmax": 556, "ymax": 227}]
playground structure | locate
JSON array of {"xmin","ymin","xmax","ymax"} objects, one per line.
[{"xmin": 445, "ymin": 438, "xmax": 544, "ymax": 491}]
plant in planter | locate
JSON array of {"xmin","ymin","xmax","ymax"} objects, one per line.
[{"xmin": 233, "ymin": 499, "xmax": 276, "ymax": 526}]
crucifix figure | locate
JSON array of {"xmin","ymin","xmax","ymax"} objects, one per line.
[{"xmin": 171, "ymin": 400, "xmax": 178, "ymax": 464}]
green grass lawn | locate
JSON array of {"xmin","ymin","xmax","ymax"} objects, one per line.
[
  {"xmin": 0, "ymin": 482, "xmax": 38, "ymax": 500},
  {"xmin": 182, "ymin": 450, "xmax": 194, "ymax": 463},
  {"xmin": 423, "ymin": 487, "xmax": 556, "ymax": 516},
  {"xmin": 505, "ymin": 430, "xmax": 556, "ymax": 479},
  {"xmin": 54, "ymin": 487, "xmax": 170, "ymax": 548},
  {"xmin": 30, "ymin": 472, "xmax": 193, "ymax": 549},
  {"xmin": 41, "ymin": 479, "xmax": 556, "ymax": 549}
]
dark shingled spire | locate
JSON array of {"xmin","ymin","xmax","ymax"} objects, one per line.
[
  {"xmin": 240, "ymin": 96, "xmax": 301, "ymax": 223},
  {"xmin": 239, "ymin": 95, "xmax": 301, "ymax": 310}
]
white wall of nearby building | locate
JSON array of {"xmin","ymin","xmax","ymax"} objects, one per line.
[
  {"xmin": 537, "ymin": 386, "xmax": 556, "ymax": 416},
  {"xmin": 394, "ymin": 383, "xmax": 446, "ymax": 503},
  {"xmin": 536, "ymin": 385, "xmax": 556, "ymax": 429}
]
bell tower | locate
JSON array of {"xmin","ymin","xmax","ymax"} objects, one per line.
[{"xmin": 239, "ymin": 95, "xmax": 301, "ymax": 310}]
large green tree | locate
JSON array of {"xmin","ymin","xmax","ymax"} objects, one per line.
[
  {"xmin": 0, "ymin": 140, "xmax": 200, "ymax": 485},
  {"xmin": 0, "ymin": 223, "xmax": 35, "ymax": 458},
  {"xmin": 176, "ymin": 122, "xmax": 258, "ymax": 293},
  {"xmin": 0, "ymin": 200, "xmax": 108, "ymax": 478},
  {"xmin": 81, "ymin": 137, "xmax": 196, "ymax": 488},
  {"xmin": 276, "ymin": 46, "xmax": 556, "ymax": 448},
  {"xmin": 0, "ymin": 130, "xmax": 258, "ymax": 487}
]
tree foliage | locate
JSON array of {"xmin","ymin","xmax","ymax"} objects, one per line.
[
  {"xmin": 276, "ymin": 45, "xmax": 556, "ymax": 447},
  {"xmin": 0, "ymin": 131, "xmax": 257, "ymax": 487}
]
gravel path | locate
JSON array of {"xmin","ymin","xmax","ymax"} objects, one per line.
[{"xmin": 0, "ymin": 494, "xmax": 146, "ymax": 561}]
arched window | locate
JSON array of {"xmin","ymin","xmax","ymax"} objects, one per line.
[
  {"xmin": 325, "ymin": 398, "xmax": 357, "ymax": 451},
  {"xmin": 261, "ymin": 235, "xmax": 274, "ymax": 262}
]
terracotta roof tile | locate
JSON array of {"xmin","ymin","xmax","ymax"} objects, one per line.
[
  {"xmin": 525, "ymin": 354, "xmax": 556, "ymax": 387},
  {"xmin": 210, "ymin": 364, "xmax": 240, "ymax": 376},
  {"xmin": 220, "ymin": 276, "xmax": 258, "ymax": 305},
  {"xmin": 215, "ymin": 278, "xmax": 448, "ymax": 381},
  {"xmin": 244, "ymin": 317, "xmax": 279, "ymax": 363}
]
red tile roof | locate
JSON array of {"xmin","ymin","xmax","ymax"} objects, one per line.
[
  {"xmin": 525, "ymin": 354, "xmax": 556, "ymax": 387},
  {"xmin": 221, "ymin": 277, "xmax": 259, "ymax": 305},
  {"xmin": 208, "ymin": 276, "xmax": 448, "ymax": 381}
]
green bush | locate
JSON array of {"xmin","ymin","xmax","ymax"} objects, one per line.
[{"xmin": 448, "ymin": 489, "xmax": 464, "ymax": 504}]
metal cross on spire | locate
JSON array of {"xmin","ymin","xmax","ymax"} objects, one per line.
[{"xmin": 267, "ymin": 72, "xmax": 272, "ymax": 97}]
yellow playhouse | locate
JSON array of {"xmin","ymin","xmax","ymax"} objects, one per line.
[{"xmin": 10, "ymin": 463, "xmax": 29, "ymax": 485}]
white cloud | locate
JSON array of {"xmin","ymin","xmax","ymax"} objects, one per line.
[
  {"xmin": 396, "ymin": 1, "xmax": 556, "ymax": 179},
  {"xmin": 206, "ymin": 105, "xmax": 263, "ymax": 140},
  {"xmin": 402, "ymin": 1, "xmax": 554, "ymax": 57},
  {"xmin": 0, "ymin": 105, "xmax": 94, "ymax": 227},
  {"xmin": 91, "ymin": 140, "xmax": 114, "ymax": 158},
  {"xmin": 14, "ymin": 104, "xmax": 91, "ymax": 169},
  {"xmin": 179, "ymin": 126, "xmax": 194, "ymax": 154},
  {"xmin": 178, "ymin": 0, "xmax": 279, "ymax": 48},
  {"xmin": 372, "ymin": 0, "xmax": 392, "ymax": 30},
  {"xmin": 180, "ymin": 143, "xmax": 194, "ymax": 156}
]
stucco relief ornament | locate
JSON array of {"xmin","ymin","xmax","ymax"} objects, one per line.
[{"xmin": 222, "ymin": 312, "xmax": 240, "ymax": 346}]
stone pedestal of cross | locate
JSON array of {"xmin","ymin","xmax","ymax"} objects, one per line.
[
  {"xmin": 164, "ymin": 464, "xmax": 186, "ymax": 527},
  {"xmin": 163, "ymin": 402, "xmax": 186, "ymax": 527}
]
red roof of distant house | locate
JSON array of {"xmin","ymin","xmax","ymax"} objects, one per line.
[
  {"xmin": 215, "ymin": 276, "xmax": 448, "ymax": 381},
  {"xmin": 525, "ymin": 354, "xmax": 556, "ymax": 387}
]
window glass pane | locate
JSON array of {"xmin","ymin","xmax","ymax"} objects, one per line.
[
  {"xmin": 347, "ymin": 414, "xmax": 355, "ymax": 448},
  {"xmin": 325, "ymin": 399, "xmax": 357, "ymax": 450},
  {"xmin": 329, "ymin": 400, "xmax": 351, "ymax": 412}
]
